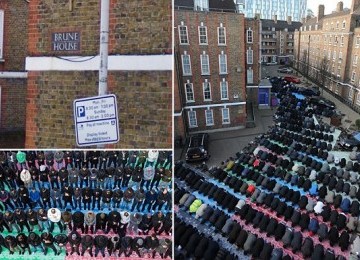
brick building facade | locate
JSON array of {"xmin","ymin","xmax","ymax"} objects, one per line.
[
  {"xmin": 25, "ymin": 0, "xmax": 172, "ymax": 148},
  {"xmin": 261, "ymin": 16, "xmax": 302, "ymax": 64},
  {"xmin": 174, "ymin": 0, "xmax": 248, "ymax": 138},
  {"xmin": 0, "ymin": 0, "xmax": 28, "ymax": 147},
  {"xmin": 294, "ymin": 0, "xmax": 360, "ymax": 113}
]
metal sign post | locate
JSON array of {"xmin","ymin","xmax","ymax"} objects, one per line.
[{"xmin": 74, "ymin": 94, "xmax": 119, "ymax": 146}]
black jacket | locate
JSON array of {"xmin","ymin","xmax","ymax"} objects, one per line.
[
  {"xmin": 72, "ymin": 211, "xmax": 84, "ymax": 224},
  {"xmin": 338, "ymin": 230, "xmax": 350, "ymax": 251},
  {"xmin": 228, "ymin": 223, "xmax": 241, "ymax": 244},
  {"xmin": 94, "ymin": 235, "xmax": 108, "ymax": 249},
  {"xmin": 290, "ymin": 231, "xmax": 302, "ymax": 253},
  {"xmin": 235, "ymin": 229, "xmax": 248, "ymax": 248},
  {"xmin": 81, "ymin": 235, "xmax": 94, "ymax": 248},
  {"xmin": 328, "ymin": 226, "xmax": 339, "ymax": 246},
  {"xmin": 301, "ymin": 237, "xmax": 314, "ymax": 257},
  {"xmin": 311, "ymin": 244, "xmax": 324, "ymax": 260},
  {"xmin": 274, "ymin": 223, "xmax": 286, "ymax": 241},
  {"xmin": 184, "ymin": 232, "xmax": 201, "ymax": 255},
  {"xmin": 203, "ymin": 240, "xmax": 220, "ymax": 260}
]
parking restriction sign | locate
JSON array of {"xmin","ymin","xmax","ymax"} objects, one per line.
[{"xmin": 73, "ymin": 94, "xmax": 119, "ymax": 146}]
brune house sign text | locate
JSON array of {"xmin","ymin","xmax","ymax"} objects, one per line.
[{"xmin": 52, "ymin": 31, "xmax": 80, "ymax": 51}]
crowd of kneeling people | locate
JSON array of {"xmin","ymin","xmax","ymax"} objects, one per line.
[{"xmin": 174, "ymin": 93, "xmax": 360, "ymax": 259}]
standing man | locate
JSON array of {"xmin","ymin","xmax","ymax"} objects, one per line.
[
  {"xmin": 68, "ymin": 231, "xmax": 81, "ymax": 256},
  {"xmin": 72, "ymin": 211, "xmax": 85, "ymax": 233},
  {"xmin": 54, "ymin": 151, "xmax": 64, "ymax": 169},
  {"xmin": 20, "ymin": 169, "xmax": 32, "ymax": 188},
  {"xmin": 94, "ymin": 235, "xmax": 108, "ymax": 257},
  {"xmin": 47, "ymin": 208, "xmax": 63, "ymax": 232},
  {"xmin": 28, "ymin": 232, "xmax": 44, "ymax": 254},
  {"xmin": 68, "ymin": 167, "xmax": 79, "ymax": 188},
  {"xmin": 40, "ymin": 187, "xmax": 51, "ymax": 208},
  {"xmin": 82, "ymin": 187, "xmax": 92, "ymax": 211},
  {"xmin": 106, "ymin": 210, "xmax": 121, "ymax": 234},
  {"xmin": 64, "ymin": 151, "xmax": 74, "ymax": 169},
  {"xmin": 41, "ymin": 232, "xmax": 58, "ymax": 256},
  {"xmin": 37, "ymin": 208, "xmax": 49, "ymax": 232},
  {"xmin": 142, "ymin": 164, "xmax": 155, "ymax": 190},
  {"xmin": 50, "ymin": 187, "xmax": 62, "ymax": 209},
  {"xmin": 16, "ymin": 151, "xmax": 27, "ymax": 170},
  {"xmin": 62, "ymin": 184, "xmax": 74, "ymax": 209},
  {"xmin": 152, "ymin": 188, "xmax": 170, "ymax": 211},
  {"xmin": 84, "ymin": 211, "xmax": 96, "ymax": 234},
  {"xmin": 92, "ymin": 187, "xmax": 102, "ymax": 210},
  {"xmin": 119, "ymin": 211, "xmax": 131, "ymax": 237},
  {"xmin": 122, "ymin": 187, "xmax": 135, "ymax": 210},
  {"xmin": 14, "ymin": 209, "xmax": 31, "ymax": 232},
  {"xmin": 73, "ymin": 187, "xmax": 82, "ymax": 210},
  {"xmin": 114, "ymin": 166, "xmax": 123, "ymax": 189},
  {"xmin": 131, "ymin": 187, "xmax": 145, "ymax": 211},
  {"xmin": 89, "ymin": 168, "xmax": 98, "ymax": 189},
  {"xmin": 49, "ymin": 168, "xmax": 59, "ymax": 189},
  {"xmin": 54, "ymin": 233, "xmax": 68, "ymax": 256},
  {"xmin": 79, "ymin": 166, "xmax": 90, "ymax": 188},
  {"xmin": 80, "ymin": 235, "xmax": 94, "ymax": 257},
  {"xmin": 29, "ymin": 166, "xmax": 40, "ymax": 190},
  {"xmin": 102, "ymin": 189, "xmax": 113, "ymax": 210},
  {"xmin": 95, "ymin": 212, "xmax": 107, "ymax": 233},
  {"xmin": 27, "ymin": 209, "xmax": 40, "ymax": 233},
  {"xmin": 58, "ymin": 167, "xmax": 69, "ymax": 189}
]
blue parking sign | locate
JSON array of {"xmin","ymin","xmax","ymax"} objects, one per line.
[{"xmin": 77, "ymin": 106, "xmax": 85, "ymax": 117}]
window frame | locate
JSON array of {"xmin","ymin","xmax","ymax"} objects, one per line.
[
  {"xmin": 198, "ymin": 25, "xmax": 208, "ymax": 45},
  {"xmin": 184, "ymin": 82, "xmax": 195, "ymax": 103},
  {"xmin": 247, "ymin": 28, "xmax": 253, "ymax": 43},
  {"xmin": 247, "ymin": 68, "xmax": 254, "ymax": 84},
  {"xmin": 205, "ymin": 109, "xmax": 214, "ymax": 126},
  {"xmin": 181, "ymin": 53, "xmax": 192, "ymax": 76},
  {"xmin": 200, "ymin": 53, "xmax": 210, "ymax": 75},
  {"xmin": 247, "ymin": 48, "xmax": 253, "ymax": 64},
  {"xmin": 222, "ymin": 108, "xmax": 230, "ymax": 124},
  {"xmin": 220, "ymin": 79, "xmax": 229, "ymax": 100},
  {"xmin": 217, "ymin": 25, "xmax": 226, "ymax": 45},
  {"xmin": 219, "ymin": 52, "xmax": 227, "ymax": 74},
  {"xmin": 188, "ymin": 110, "xmax": 198, "ymax": 128},
  {"xmin": 178, "ymin": 24, "xmax": 189, "ymax": 45},
  {"xmin": 203, "ymin": 81, "xmax": 212, "ymax": 101}
]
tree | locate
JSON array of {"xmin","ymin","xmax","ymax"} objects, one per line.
[
  {"xmin": 356, "ymin": 119, "xmax": 360, "ymax": 130},
  {"xmin": 301, "ymin": 49, "xmax": 309, "ymax": 76},
  {"xmin": 307, "ymin": 9, "xmax": 315, "ymax": 18},
  {"xmin": 319, "ymin": 57, "xmax": 330, "ymax": 88}
]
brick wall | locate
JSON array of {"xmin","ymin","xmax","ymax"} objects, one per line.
[
  {"xmin": 28, "ymin": 0, "xmax": 171, "ymax": 56},
  {"xmin": 0, "ymin": 78, "xmax": 27, "ymax": 130},
  {"xmin": 26, "ymin": 0, "xmax": 172, "ymax": 148},
  {"xmin": 175, "ymin": 10, "xmax": 247, "ymax": 133},
  {"xmin": 25, "ymin": 71, "xmax": 171, "ymax": 148},
  {"xmin": 0, "ymin": 0, "xmax": 28, "ymax": 71},
  {"xmin": 0, "ymin": 0, "xmax": 28, "ymax": 139}
]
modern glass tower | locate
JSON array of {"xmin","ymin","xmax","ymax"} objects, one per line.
[{"xmin": 235, "ymin": 0, "xmax": 307, "ymax": 21}]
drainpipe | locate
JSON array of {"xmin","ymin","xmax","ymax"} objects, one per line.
[
  {"xmin": 98, "ymin": 0, "xmax": 110, "ymax": 148},
  {"xmin": 98, "ymin": 0, "xmax": 110, "ymax": 96}
]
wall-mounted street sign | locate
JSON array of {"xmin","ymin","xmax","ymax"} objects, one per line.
[
  {"xmin": 52, "ymin": 31, "xmax": 80, "ymax": 51},
  {"xmin": 74, "ymin": 94, "xmax": 119, "ymax": 146}
]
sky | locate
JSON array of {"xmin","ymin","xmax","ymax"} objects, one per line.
[{"xmin": 307, "ymin": 0, "xmax": 352, "ymax": 15}]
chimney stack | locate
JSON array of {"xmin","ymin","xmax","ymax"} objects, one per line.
[
  {"xmin": 273, "ymin": 15, "xmax": 277, "ymax": 23},
  {"xmin": 317, "ymin": 5, "xmax": 325, "ymax": 22},
  {"xmin": 255, "ymin": 13, "xmax": 261, "ymax": 20},
  {"xmin": 337, "ymin": 1, "xmax": 344, "ymax": 12},
  {"xmin": 351, "ymin": 0, "xmax": 360, "ymax": 13},
  {"xmin": 287, "ymin": 16, "xmax": 292, "ymax": 25}
]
